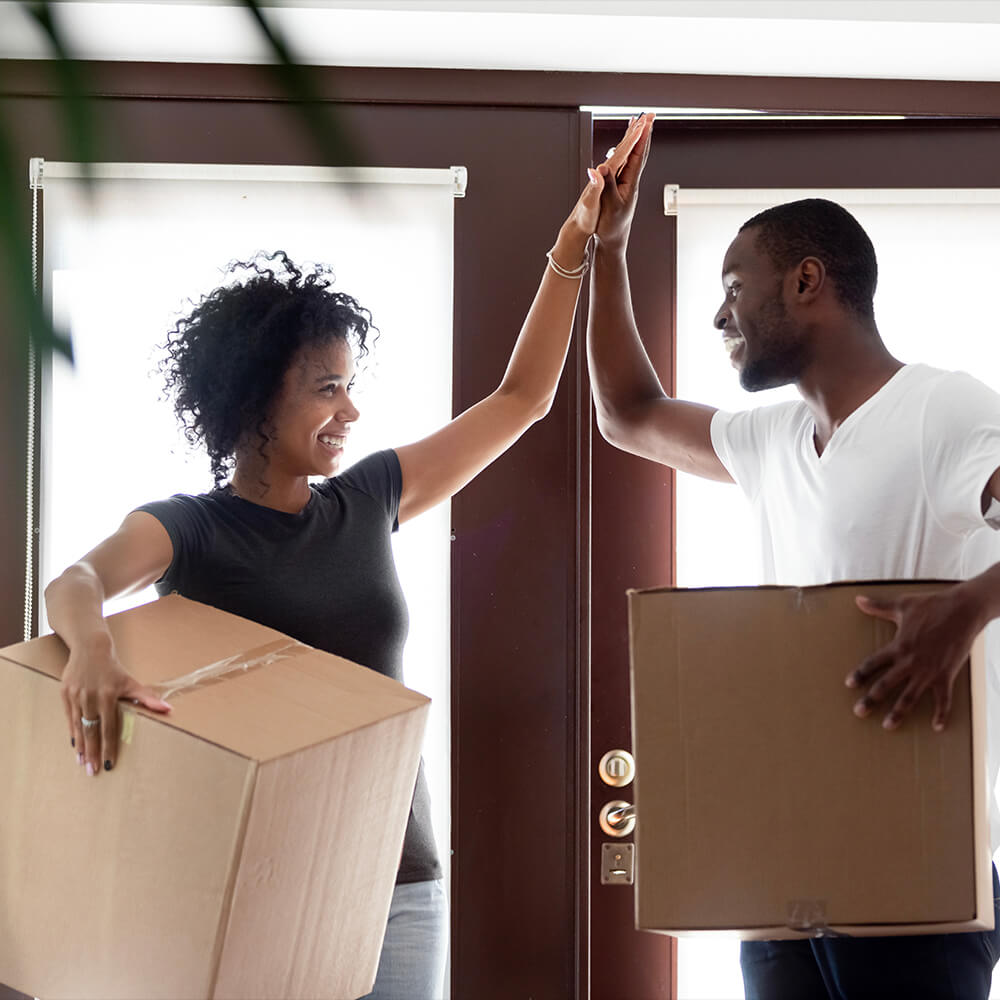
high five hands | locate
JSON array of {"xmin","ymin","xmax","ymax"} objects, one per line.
[
  {"xmin": 594, "ymin": 111, "xmax": 655, "ymax": 252},
  {"xmin": 565, "ymin": 113, "xmax": 655, "ymax": 243}
]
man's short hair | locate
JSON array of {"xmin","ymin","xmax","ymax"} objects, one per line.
[{"xmin": 739, "ymin": 199, "xmax": 878, "ymax": 320}]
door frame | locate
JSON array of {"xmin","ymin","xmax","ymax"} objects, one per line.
[
  {"xmin": 602, "ymin": 113, "xmax": 1000, "ymax": 999},
  {"xmin": 4, "ymin": 62, "xmax": 1000, "ymax": 1000}
]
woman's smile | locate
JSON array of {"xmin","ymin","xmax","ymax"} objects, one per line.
[{"xmin": 318, "ymin": 432, "xmax": 347, "ymax": 455}]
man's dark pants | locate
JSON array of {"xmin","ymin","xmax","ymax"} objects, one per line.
[{"xmin": 741, "ymin": 865, "xmax": 1000, "ymax": 999}]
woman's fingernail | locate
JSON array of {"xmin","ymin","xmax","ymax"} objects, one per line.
[
  {"xmin": 587, "ymin": 168, "xmax": 598, "ymax": 185},
  {"xmin": 86, "ymin": 762, "xmax": 95, "ymax": 777},
  {"xmin": 104, "ymin": 760, "xmax": 112, "ymax": 771}
]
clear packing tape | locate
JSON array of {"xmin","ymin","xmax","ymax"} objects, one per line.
[
  {"xmin": 150, "ymin": 638, "xmax": 312, "ymax": 701},
  {"xmin": 118, "ymin": 638, "xmax": 310, "ymax": 745},
  {"xmin": 785, "ymin": 899, "xmax": 848, "ymax": 937}
]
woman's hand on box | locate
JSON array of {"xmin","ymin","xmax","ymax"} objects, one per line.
[
  {"xmin": 45, "ymin": 512, "xmax": 175, "ymax": 776},
  {"xmin": 60, "ymin": 636, "xmax": 172, "ymax": 776},
  {"xmin": 846, "ymin": 584, "xmax": 986, "ymax": 731}
]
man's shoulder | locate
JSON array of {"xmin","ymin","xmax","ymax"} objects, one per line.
[
  {"xmin": 901, "ymin": 363, "xmax": 1000, "ymax": 410},
  {"xmin": 901, "ymin": 362, "xmax": 990, "ymax": 391},
  {"xmin": 711, "ymin": 398, "xmax": 810, "ymax": 467},
  {"xmin": 718, "ymin": 397, "xmax": 809, "ymax": 434}
]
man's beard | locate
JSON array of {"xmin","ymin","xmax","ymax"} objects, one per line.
[{"xmin": 739, "ymin": 299, "xmax": 809, "ymax": 393}]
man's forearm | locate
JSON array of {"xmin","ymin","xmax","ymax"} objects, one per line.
[
  {"xmin": 586, "ymin": 243, "xmax": 665, "ymax": 432},
  {"xmin": 957, "ymin": 560, "xmax": 1000, "ymax": 633}
]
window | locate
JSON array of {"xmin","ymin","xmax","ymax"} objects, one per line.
[
  {"xmin": 673, "ymin": 187, "xmax": 1000, "ymax": 1000},
  {"xmin": 36, "ymin": 160, "xmax": 463, "ymax": 894}
]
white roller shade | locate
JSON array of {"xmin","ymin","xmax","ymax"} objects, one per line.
[
  {"xmin": 36, "ymin": 160, "xmax": 461, "ymax": 899},
  {"xmin": 672, "ymin": 188, "xmax": 1000, "ymax": 1000}
]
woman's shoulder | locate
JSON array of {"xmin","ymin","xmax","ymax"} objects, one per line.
[
  {"xmin": 314, "ymin": 450, "xmax": 402, "ymax": 523},
  {"xmin": 138, "ymin": 486, "xmax": 230, "ymax": 513},
  {"xmin": 317, "ymin": 450, "xmax": 400, "ymax": 497},
  {"xmin": 134, "ymin": 488, "xmax": 235, "ymax": 537}
]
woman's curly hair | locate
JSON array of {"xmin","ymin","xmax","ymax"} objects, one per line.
[{"xmin": 162, "ymin": 251, "xmax": 373, "ymax": 486}]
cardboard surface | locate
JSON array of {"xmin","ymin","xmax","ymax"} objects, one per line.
[
  {"xmin": 628, "ymin": 581, "xmax": 992, "ymax": 939},
  {"xmin": 1, "ymin": 595, "xmax": 430, "ymax": 999},
  {"xmin": 3, "ymin": 595, "xmax": 423, "ymax": 760}
]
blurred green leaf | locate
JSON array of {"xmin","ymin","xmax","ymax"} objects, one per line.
[
  {"xmin": 0, "ymin": 109, "xmax": 73, "ymax": 362},
  {"xmin": 4, "ymin": 0, "xmax": 361, "ymax": 369},
  {"xmin": 24, "ymin": 1, "xmax": 102, "ymax": 177},
  {"xmin": 239, "ymin": 0, "xmax": 361, "ymax": 170},
  {"xmin": 3, "ymin": 2, "xmax": 84, "ymax": 364}
]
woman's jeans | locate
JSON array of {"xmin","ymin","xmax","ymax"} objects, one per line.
[
  {"xmin": 360, "ymin": 878, "xmax": 449, "ymax": 1000},
  {"xmin": 741, "ymin": 863, "xmax": 1000, "ymax": 999}
]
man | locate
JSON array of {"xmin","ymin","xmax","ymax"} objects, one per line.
[{"xmin": 588, "ymin": 114, "xmax": 1000, "ymax": 998}]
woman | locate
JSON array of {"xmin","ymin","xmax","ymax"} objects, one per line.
[{"xmin": 44, "ymin": 113, "xmax": 653, "ymax": 997}]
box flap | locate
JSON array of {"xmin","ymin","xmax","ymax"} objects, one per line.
[
  {"xmin": 0, "ymin": 595, "xmax": 429, "ymax": 762},
  {"xmin": 0, "ymin": 595, "xmax": 290, "ymax": 684}
]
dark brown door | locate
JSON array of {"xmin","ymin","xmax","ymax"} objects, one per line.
[{"xmin": 589, "ymin": 114, "xmax": 1000, "ymax": 1000}]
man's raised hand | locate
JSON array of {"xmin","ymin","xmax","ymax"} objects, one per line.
[{"xmin": 595, "ymin": 112, "xmax": 655, "ymax": 253}]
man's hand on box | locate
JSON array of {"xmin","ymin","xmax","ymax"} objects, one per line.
[{"xmin": 846, "ymin": 586, "xmax": 983, "ymax": 731}]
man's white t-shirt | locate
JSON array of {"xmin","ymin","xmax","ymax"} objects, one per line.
[{"xmin": 710, "ymin": 363, "xmax": 1000, "ymax": 848}]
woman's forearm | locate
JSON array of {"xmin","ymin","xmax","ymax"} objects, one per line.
[
  {"xmin": 45, "ymin": 564, "xmax": 115, "ymax": 661},
  {"xmin": 495, "ymin": 219, "xmax": 590, "ymax": 418}
]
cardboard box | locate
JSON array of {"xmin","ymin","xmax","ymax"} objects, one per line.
[
  {"xmin": 0, "ymin": 595, "xmax": 430, "ymax": 999},
  {"xmin": 627, "ymin": 581, "xmax": 992, "ymax": 939}
]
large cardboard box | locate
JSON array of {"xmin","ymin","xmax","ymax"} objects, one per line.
[
  {"xmin": 0, "ymin": 595, "xmax": 430, "ymax": 999},
  {"xmin": 627, "ymin": 581, "xmax": 992, "ymax": 939}
]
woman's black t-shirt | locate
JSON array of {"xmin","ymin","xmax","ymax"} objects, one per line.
[{"xmin": 136, "ymin": 449, "xmax": 441, "ymax": 884}]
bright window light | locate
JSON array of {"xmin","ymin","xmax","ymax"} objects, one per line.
[
  {"xmin": 37, "ymin": 162, "xmax": 457, "ymax": 898},
  {"xmin": 674, "ymin": 187, "xmax": 1000, "ymax": 1000}
]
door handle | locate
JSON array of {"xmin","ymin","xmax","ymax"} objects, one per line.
[{"xmin": 599, "ymin": 799, "xmax": 636, "ymax": 837}]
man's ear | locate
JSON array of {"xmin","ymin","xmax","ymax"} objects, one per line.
[{"xmin": 794, "ymin": 256, "xmax": 825, "ymax": 302}]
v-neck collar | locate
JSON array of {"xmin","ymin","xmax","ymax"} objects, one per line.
[{"xmin": 804, "ymin": 364, "xmax": 913, "ymax": 464}]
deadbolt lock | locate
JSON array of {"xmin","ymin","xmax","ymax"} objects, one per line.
[{"xmin": 598, "ymin": 748, "xmax": 635, "ymax": 787}]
